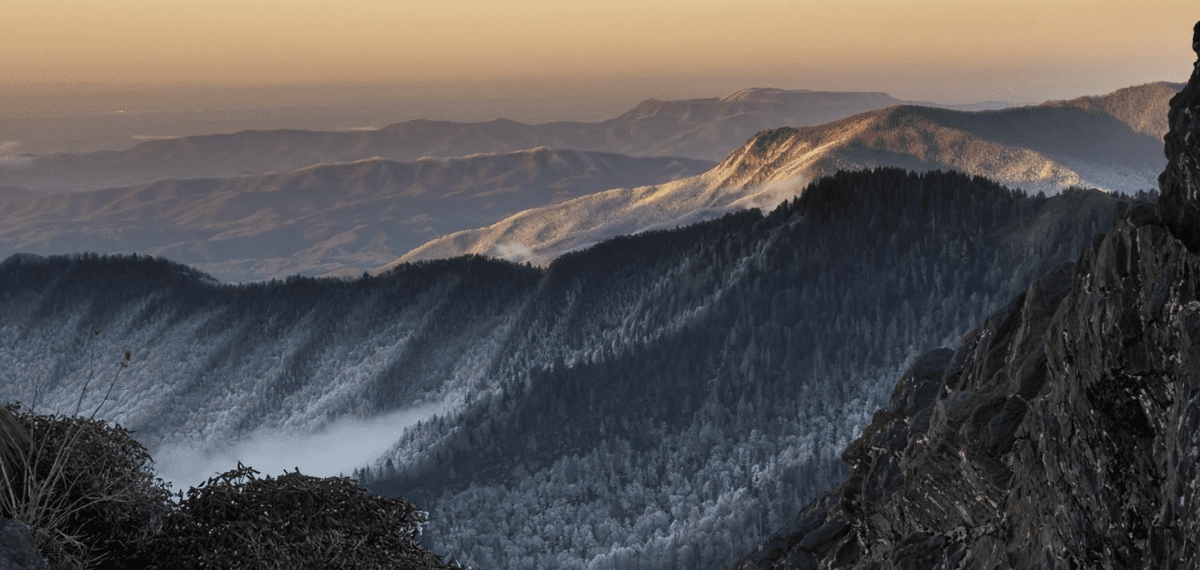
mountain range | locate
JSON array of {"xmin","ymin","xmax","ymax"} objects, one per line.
[
  {"xmin": 0, "ymin": 89, "xmax": 995, "ymax": 193},
  {"xmin": 1, "ymin": 28, "xmax": 1197, "ymax": 568},
  {"xmin": 0, "ymin": 83, "xmax": 1178, "ymax": 282},
  {"xmin": 394, "ymin": 82, "xmax": 1180, "ymax": 267},
  {"xmin": 0, "ymin": 149, "xmax": 713, "ymax": 282}
]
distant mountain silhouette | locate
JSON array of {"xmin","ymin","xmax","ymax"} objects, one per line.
[
  {"xmin": 395, "ymin": 83, "xmax": 1178, "ymax": 267},
  {"xmin": 0, "ymin": 148, "xmax": 713, "ymax": 282},
  {"xmin": 0, "ymin": 89, "xmax": 1001, "ymax": 192}
]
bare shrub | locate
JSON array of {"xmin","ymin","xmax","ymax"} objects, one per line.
[
  {"xmin": 149, "ymin": 463, "xmax": 453, "ymax": 570},
  {"xmin": 0, "ymin": 405, "xmax": 172, "ymax": 570}
]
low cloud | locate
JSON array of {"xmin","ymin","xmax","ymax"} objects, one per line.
[
  {"xmin": 0, "ymin": 141, "xmax": 20, "ymax": 156},
  {"xmin": 152, "ymin": 399, "xmax": 452, "ymax": 491},
  {"xmin": 494, "ymin": 242, "xmax": 534, "ymax": 262}
]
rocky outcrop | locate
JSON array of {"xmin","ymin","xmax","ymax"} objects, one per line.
[
  {"xmin": 737, "ymin": 20, "xmax": 1200, "ymax": 570},
  {"xmin": 1157, "ymin": 21, "xmax": 1200, "ymax": 251},
  {"xmin": 0, "ymin": 518, "xmax": 50, "ymax": 570}
]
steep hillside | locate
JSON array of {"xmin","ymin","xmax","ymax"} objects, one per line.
[
  {"xmin": 0, "ymin": 148, "xmax": 713, "ymax": 282},
  {"xmin": 0, "ymin": 89, "xmax": 942, "ymax": 193},
  {"xmin": 364, "ymin": 172, "xmax": 1124, "ymax": 570},
  {"xmin": 1040, "ymin": 81, "xmax": 1184, "ymax": 137},
  {"xmin": 390, "ymin": 173, "xmax": 753, "ymax": 266},
  {"xmin": 394, "ymin": 84, "xmax": 1176, "ymax": 267},
  {"xmin": 0, "ymin": 169, "xmax": 1126, "ymax": 570},
  {"xmin": 735, "ymin": 21, "xmax": 1200, "ymax": 570}
]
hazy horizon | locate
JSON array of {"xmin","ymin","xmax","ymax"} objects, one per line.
[
  {"xmin": 6, "ymin": 1, "xmax": 1196, "ymax": 87},
  {"xmin": 1, "ymin": 74, "xmax": 1191, "ymax": 157},
  {"xmin": 3, "ymin": 1, "xmax": 1198, "ymax": 156}
]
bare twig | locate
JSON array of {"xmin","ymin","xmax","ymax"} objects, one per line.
[
  {"xmin": 73, "ymin": 330, "xmax": 101, "ymax": 417},
  {"xmin": 29, "ymin": 370, "xmax": 44, "ymax": 414},
  {"xmin": 90, "ymin": 350, "xmax": 131, "ymax": 420}
]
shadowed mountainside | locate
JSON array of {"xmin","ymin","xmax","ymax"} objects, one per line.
[
  {"xmin": 1040, "ymin": 81, "xmax": 1184, "ymax": 137},
  {"xmin": 0, "ymin": 85, "xmax": 1172, "ymax": 284}
]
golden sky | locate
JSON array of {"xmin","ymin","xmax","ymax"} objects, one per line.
[{"xmin": 2, "ymin": 0, "xmax": 1198, "ymax": 99}]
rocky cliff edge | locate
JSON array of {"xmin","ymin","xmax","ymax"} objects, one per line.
[{"xmin": 1158, "ymin": 22, "xmax": 1200, "ymax": 252}]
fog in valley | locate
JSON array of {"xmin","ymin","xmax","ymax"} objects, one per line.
[{"xmin": 152, "ymin": 398, "xmax": 455, "ymax": 491}]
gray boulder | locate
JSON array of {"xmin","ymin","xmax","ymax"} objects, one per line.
[{"xmin": 0, "ymin": 518, "xmax": 49, "ymax": 570}]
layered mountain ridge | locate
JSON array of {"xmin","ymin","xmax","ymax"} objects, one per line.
[
  {"xmin": 713, "ymin": 94, "xmax": 1175, "ymax": 192},
  {"xmin": 0, "ymin": 84, "xmax": 1175, "ymax": 283},
  {"xmin": 2, "ymin": 86, "xmax": 1149, "ymax": 196},
  {"xmin": 0, "ymin": 148, "xmax": 713, "ymax": 282},
  {"xmin": 394, "ymin": 83, "xmax": 1177, "ymax": 268},
  {"xmin": 0, "ymin": 89, "xmax": 955, "ymax": 193},
  {"xmin": 735, "ymin": 21, "xmax": 1200, "ymax": 570}
]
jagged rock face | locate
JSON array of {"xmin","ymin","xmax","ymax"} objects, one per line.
[
  {"xmin": 738, "ymin": 21, "xmax": 1200, "ymax": 570},
  {"xmin": 1157, "ymin": 22, "xmax": 1200, "ymax": 251},
  {"xmin": 739, "ymin": 197, "xmax": 1200, "ymax": 570}
]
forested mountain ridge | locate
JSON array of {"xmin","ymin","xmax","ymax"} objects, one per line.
[
  {"xmin": 1039, "ymin": 81, "xmax": 1184, "ymax": 137},
  {"xmin": 360, "ymin": 171, "xmax": 1129, "ymax": 569},
  {"xmin": 734, "ymin": 21, "xmax": 1200, "ymax": 570},
  {"xmin": 0, "ymin": 148, "xmax": 714, "ymax": 282},
  {"xmin": 1, "ymin": 169, "xmax": 1131, "ymax": 570}
]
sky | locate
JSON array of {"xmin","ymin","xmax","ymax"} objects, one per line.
[{"xmin": 2, "ymin": 1, "xmax": 1199, "ymax": 113}]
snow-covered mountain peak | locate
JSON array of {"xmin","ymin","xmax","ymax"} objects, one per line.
[{"xmin": 708, "ymin": 114, "xmax": 881, "ymax": 189}]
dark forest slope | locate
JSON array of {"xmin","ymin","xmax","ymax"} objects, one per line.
[{"xmin": 357, "ymin": 171, "xmax": 1127, "ymax": 570}]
